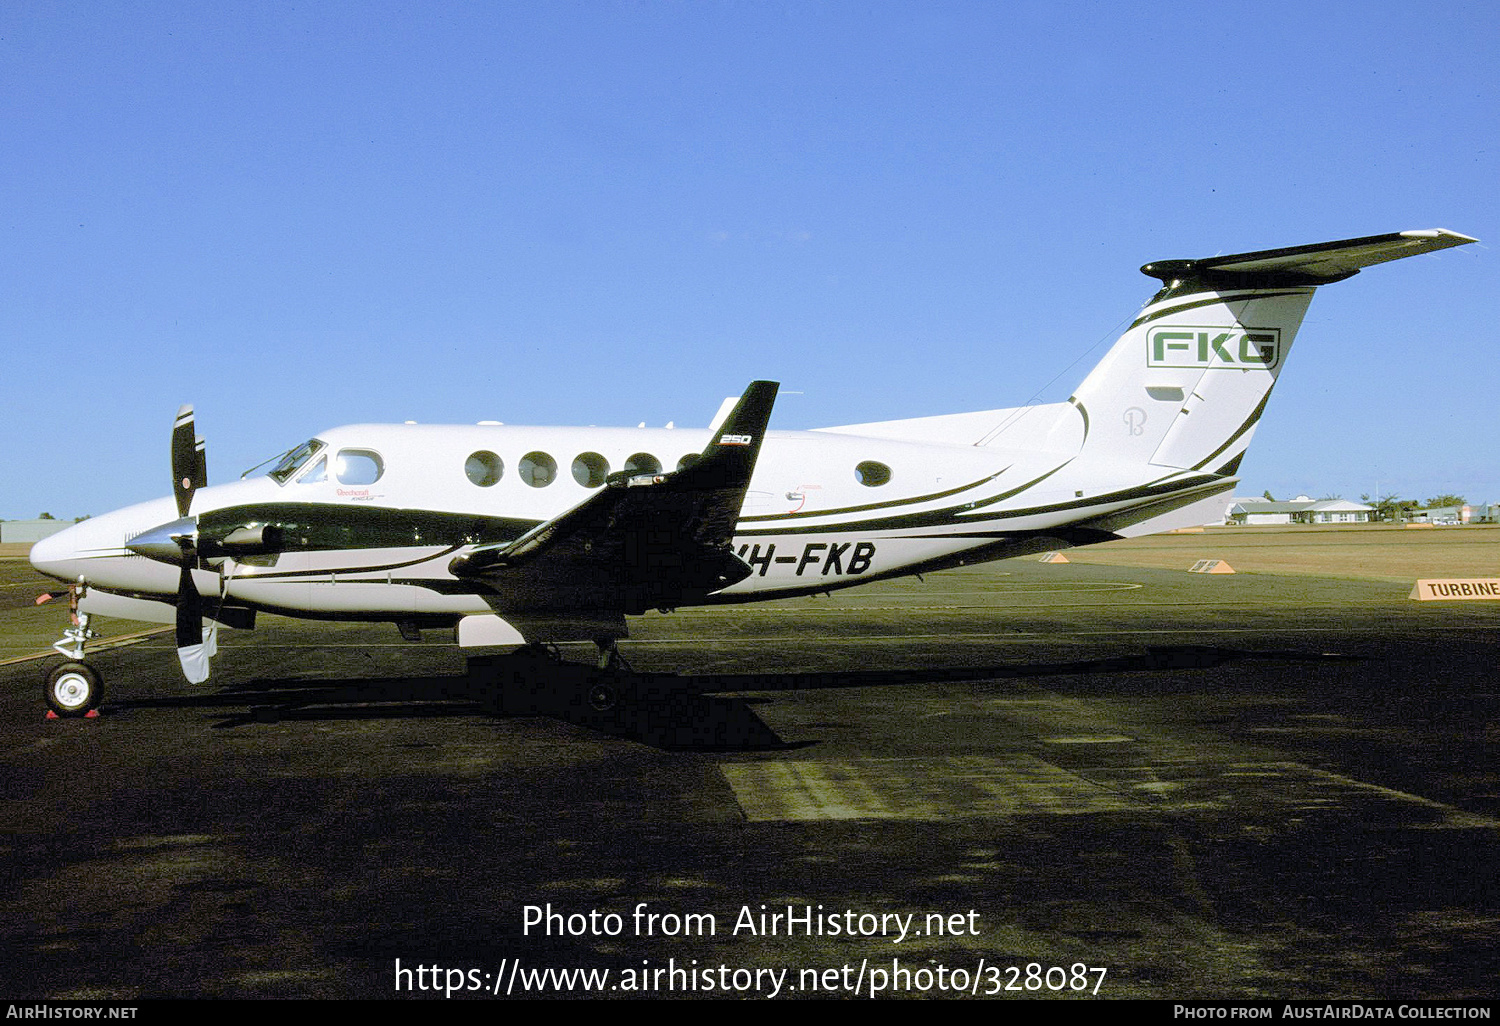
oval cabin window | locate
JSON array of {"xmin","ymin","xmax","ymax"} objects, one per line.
[
  {"xmin": 625, "ymin": 453, "xmax": 661, "ymax": 476},
  {"xmin": 466, "ymin": 451, "xmax": 503, "ymax": 487},
  {"xmin": 336, "ymin": 449, "xmax": 384, "ymax": 485},
  {"xmin": 572, "ymin": 452, "xmax": 609, "ymax": 488},
  {"xmin": 519, "ymin": 452, "xmax": 557, "ymax": 488},
  {"xmin": 855, "ymin": 460, "xmax": 891, "ymax": 487}
]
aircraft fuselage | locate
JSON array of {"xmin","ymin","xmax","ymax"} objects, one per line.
[{"xmin": 36, "ymin": 411, "xmax": 1202, "ymax": 629}]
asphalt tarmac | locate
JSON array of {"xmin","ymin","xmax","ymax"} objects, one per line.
[{"xmin": 1, "ymin": 554, "xmax": 1497, "ymax": 1000}]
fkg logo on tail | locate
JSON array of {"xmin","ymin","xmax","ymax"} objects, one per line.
[{"xmin": 1148, "ymin": 327, "xmax": 1281, "ymax": 369}]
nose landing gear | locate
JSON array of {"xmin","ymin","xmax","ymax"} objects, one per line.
[{"xmin": 42, "ymin": 584, "xmax": 105, "ymax": 717}]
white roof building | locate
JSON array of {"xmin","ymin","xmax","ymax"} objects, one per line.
[{"xmin": 1226, "ymin": 496, "xmax": 1374, "ymax": 525}]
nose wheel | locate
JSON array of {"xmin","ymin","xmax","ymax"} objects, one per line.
[{"xmin": 44, "ymin": 660, "xmax": 104, "ymax": 717}]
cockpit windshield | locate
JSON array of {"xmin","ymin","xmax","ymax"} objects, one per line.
[{"xmin": 266, "ymin": 439, "xmax": 325, "ymax": 485}]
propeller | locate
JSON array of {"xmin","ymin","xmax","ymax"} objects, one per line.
[
  {"xmin": 169, "ymin": 405, "xmax": 214, "ymax": 683},
  {"xmin": 129, "ymin": 406, "xmax": 268, "ymax": 681}
]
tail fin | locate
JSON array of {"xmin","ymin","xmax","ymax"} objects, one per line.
[{"xmin": 1070, "ymin": 229, "xmax": 1475, "ymax": 476}]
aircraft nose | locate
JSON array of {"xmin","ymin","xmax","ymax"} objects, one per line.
[
  {"xmin": 26, "ymin": 495, "xmax": 186, "ymax": 593},
  {"xmin": 28, "ymin": 524, "xmax": 82, "ymax": 583}
]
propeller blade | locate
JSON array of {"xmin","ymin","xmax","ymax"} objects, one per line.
[
  {"xmin": 175, "ymin": 564, "xmax": 211, "ymax": 684},
  {"xmin": 175, "ymin": 563, "xmax": 199, "ymax": 647},
  {"xmin": 176, "ymin": 641, "xmax": 212, "ymax": 684},
  {"xmin": 194, "ymin": 438, "xmax": 207, "ymax": 491},
  {"xmin": 171, "ymin": 405, "xmax": 198, "ymax": 518}
]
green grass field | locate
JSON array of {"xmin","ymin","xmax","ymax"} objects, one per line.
[{"xmin": 1065, "ymin": 523, "xmax": 1500, "ymax": 582}]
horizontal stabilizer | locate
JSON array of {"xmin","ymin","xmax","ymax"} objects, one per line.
[{"xmin": 1142, "ymin": 229, "xmax": 1477, "ymax": 287}]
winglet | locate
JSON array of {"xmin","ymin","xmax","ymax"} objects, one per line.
[{"xmin": 680, "ymin": 380, "xmax": 779, "ymax": 491}]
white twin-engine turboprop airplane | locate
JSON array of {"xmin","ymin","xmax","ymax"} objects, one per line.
[{"xmin": 31, "ymin": 229, "xmax": 1476, "ymax": 716}]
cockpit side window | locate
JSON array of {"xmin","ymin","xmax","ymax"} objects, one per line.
[
  {"xmin": 297, "ymin": 455, "xmax": 327, "ymax": 484},
  {"xmin": 268, "ymin": 439, "xmax": 325, "ymax": 484},
  {"xmin": 336, "ymin": 449, "xmax": 384, "ymax": 485}
]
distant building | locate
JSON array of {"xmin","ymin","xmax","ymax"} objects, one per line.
[
  {"xmin": 0, "ymin": 519, "xmax": 70, "ymax": 544},
  {"xmin": 1226, "ymin": 495, "xmax": 1374, "ymax": 526},
  {"xmin": 1407, "ymin": 504, "xmax": 1478, "ymax": 525}
]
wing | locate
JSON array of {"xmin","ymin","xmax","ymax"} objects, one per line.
[{"xmin": 449, "ymin": 380, "xmax": 779, "ymax": 615}]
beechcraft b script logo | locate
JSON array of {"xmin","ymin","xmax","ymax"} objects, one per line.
[{"xmin": 1147, "ymin": 326, "xmax": 1281, "ymax": 370}]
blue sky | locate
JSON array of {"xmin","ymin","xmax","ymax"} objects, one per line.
[{"xmin": 3, "ymin": 1, "xmax": 1495, "ymax": 518}]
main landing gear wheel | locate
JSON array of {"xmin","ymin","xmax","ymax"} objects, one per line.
[
  {"xmin": 587, "ymin": 682, "xmax": 619, "ymax": 712},
  {"xmin": 44, "ymin": 661, "xmax": 104, "ymax": 718},
  {"xmin": 587, "ymin": 638, "xmax": 631, "ymax": 711}
]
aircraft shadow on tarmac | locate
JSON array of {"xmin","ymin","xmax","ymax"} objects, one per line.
[{"xmin": 105, "ymin": 644, "xmax": 1361, "ymax": 751}]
